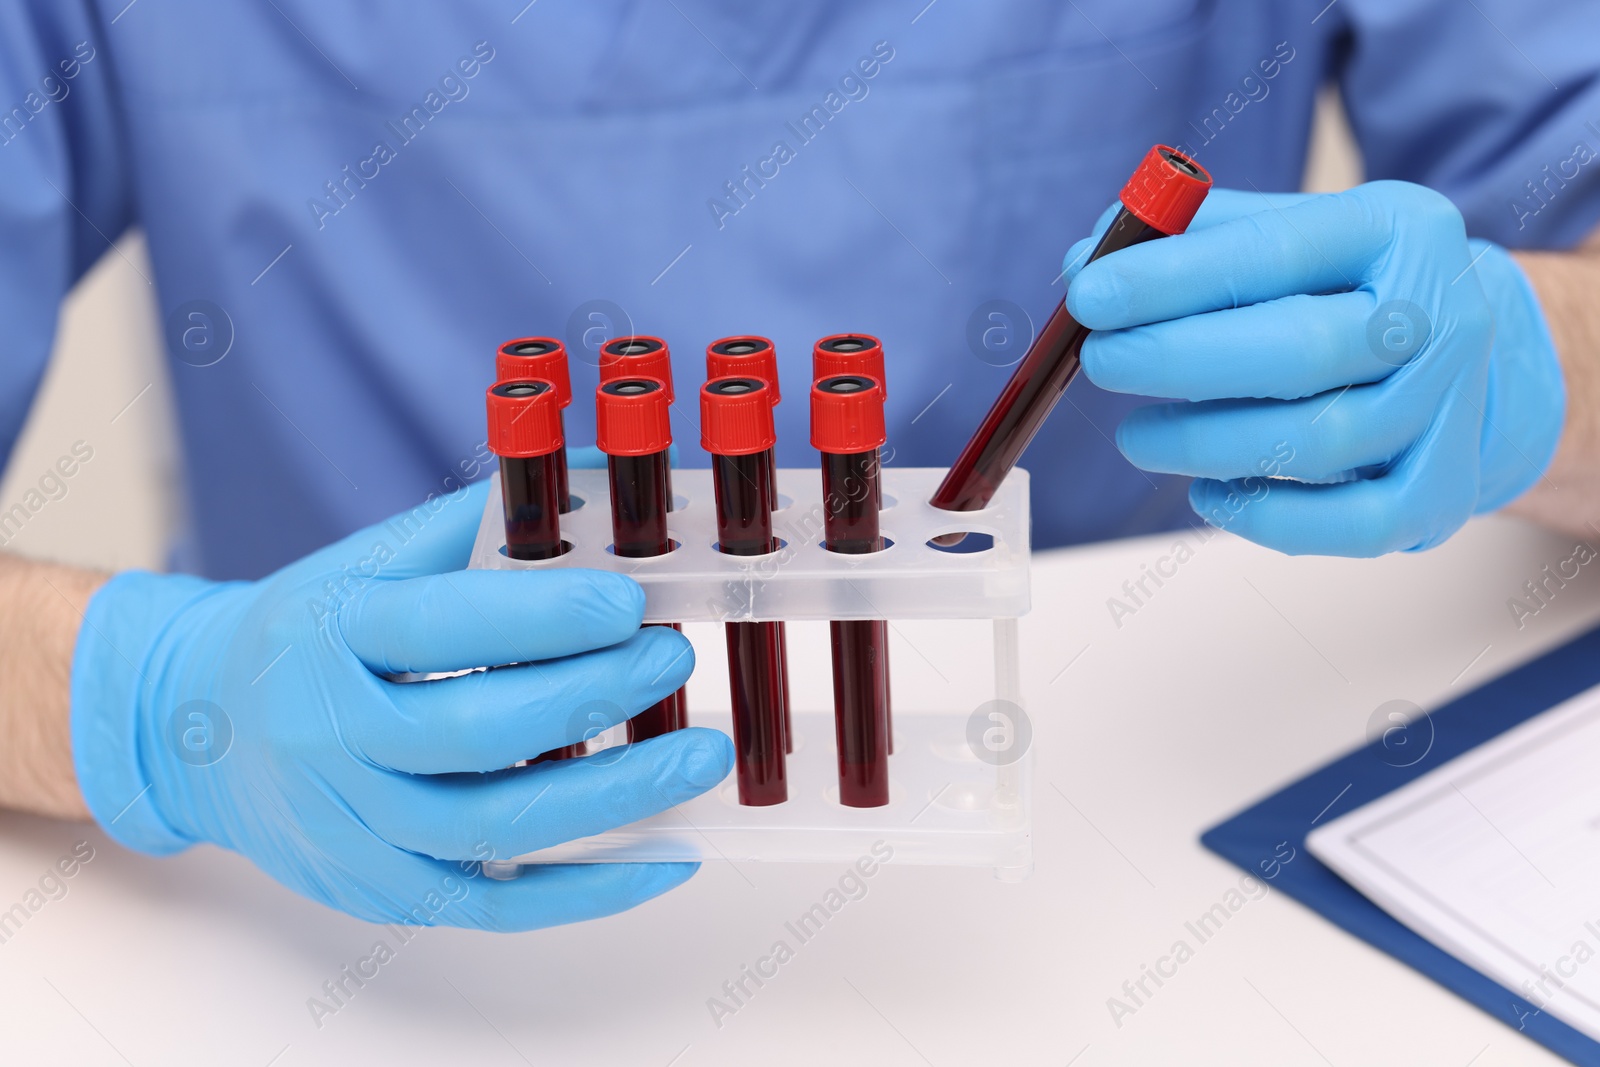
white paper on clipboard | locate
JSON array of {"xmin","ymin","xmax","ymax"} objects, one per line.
[{"xmin": 1309, "ymin": 681, "xmax": 1600, "ymax": 1040}]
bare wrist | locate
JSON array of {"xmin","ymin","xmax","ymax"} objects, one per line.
[{"xmin": 0, "ymin": 554, "xmax": 110, "ymax": 821}]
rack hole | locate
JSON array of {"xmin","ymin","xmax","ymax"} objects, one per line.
[
  {"xmin": 933, "ymin": 782, "xmax": 995, "ymax": 812},
  {"xmin": 819, "ymin": 536, "xmax": 896, "ymax": 553},
  {"xmin": 604, "ymin": 538, "xmax": 681, "ymax": 557},
  {"xmin": 499, "ymin": 539, "xmax": 575, "ymax": 560},
  {"xmin": 710, "ymin": 536, "xmax": 789, "ymax": 557},
  {"xmin": 821, "ymin": 779, "xmax": 905, "ymax": 807},
  {"xmin": 926, "ymin": 531, "xmax": 995, "ymax": 554},
  {"xmin": 564, "ymin": 494, "xmax": 586, "ymax": 512}
]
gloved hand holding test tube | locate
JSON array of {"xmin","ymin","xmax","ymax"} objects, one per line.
[{"xmin": 931, "ymin": 145, "xmax": 1213, "ymax": 526}]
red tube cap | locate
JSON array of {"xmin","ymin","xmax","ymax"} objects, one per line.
[
  {"xmin": 496, "ymin": 338, "xmax": 572, "ymax": 407},
  {"xmin": 811, "ymin": 375, "xmax": 886, "ymax": 454},
  {"xmin": 700, "ymin": 377, "xmax": 775, "ymax": 456},
  {"xmin": 1118, "ymin": 145, "xmax": 1212, "ymax": 235},
  {"xmin": 599, "ymin": 337, "xmax": 675, "ymax": 403},
  {"xmin": 596, "ymin": 377, "xmax": 672, "ymax": 456},
  {"xmin": 706, "ymin": 337, "xmax": 780, "ymax": 405},
  {"xmin": 812, "ymin": 334, "xmax": 886, "ymax": 399},
  {"xmin": 486, "ymin": 379, "xmax": 564, "ymax": 457}
]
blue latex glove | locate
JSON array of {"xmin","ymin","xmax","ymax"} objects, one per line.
[
  {"xmin": 1063, "ymin": 183, "xmax": 1566, "ymax": 556},
  {"xmin": 71, "ymin": 478, "xmax": 733, "ymax": 930}
]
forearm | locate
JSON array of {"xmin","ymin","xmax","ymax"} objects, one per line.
[
  {"xmin": 0, "ymin": 552, "xmax": 106, "ymax": 820},
  {"xmin": 1506, "ymin": 234, "xmax": 1600, "ymax": 537}
]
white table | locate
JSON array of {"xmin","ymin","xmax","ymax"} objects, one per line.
[{"xmin": 3, "ymin": 514, "xmax": 1598, "ymax": 1066}]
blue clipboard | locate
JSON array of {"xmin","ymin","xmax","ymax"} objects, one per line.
[{"xmin": 1201, "ymin": 622, "xmax": 1600, "ymax": 1066}]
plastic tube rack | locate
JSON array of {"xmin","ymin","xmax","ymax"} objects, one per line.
[{"xmin": 467, "ymin": 466, "xmax": 1034, "ymax": 879}]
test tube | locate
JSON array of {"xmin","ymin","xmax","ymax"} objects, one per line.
[
  {"xmin": 702, "ymin": 376, "xmax": 788, "ymax": 806},
  {"xmin": 496, "ymin": 337, "xmax": 576, "ymax": 513},
  {"xmin": 812, "ymin": 374, "xmax": 891, "ymax": 807},
  {"xmin": 486, "ymin": 380, "xmax": 585, "ymax": 762},
  {"xmin": 812, "ymin": 335, "xmax": 886, "ymax": 396},
  {"xmin": 597, "ymin": 336, "xmax": 689, "ymax": 729},
  {"xmin": 706, "ymin": 337, "xmax": 782, "ymax": 493},
  {"xmin": 599, "ymin": 337, "xmax": 676, "ymax": 423},
  {"xmin": 599, "ymin": 336, "xmax": 676, "ymax": 446},
  {"xmin": 930, "ymin": 146, "xmax": 1212, "ymax": 521},
  {"xmin": 813, "ymin": 334, "xmax": 886, "ymax": 507},
  {"xmin": 706, "ymin": 336, "xmax": 794, "ymax": 753},
  {"xmin": 813, "ymin": 333, "xmax": 893, "ymax": 752},
  {"xmin": 487, "ymin": 379, "xmax": 566, "ymax": 561},
  {"xmin": 596, "ymin": 376, "xmax": 685, "ymax": 741}
]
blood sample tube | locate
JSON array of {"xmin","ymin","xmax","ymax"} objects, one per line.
[
  {"xmin": 487, "ymin": 380, "xmax": 566, "ymax": 561},
  {"xmin": 813, "ymin": 334, "xmax": 886, "ymax": 504},
  {"xmin": 487, "ymin": 380, "xmax": 584, "ymax": 762},
  {"xmin": 496, "ymin": 337, "xmax": 576, "ymax": 513},
  {"xmin": 930, "ymin": 146, "xmax": 1212, "ymax": 522},
  {"xmin": 812, "ymin": 374, "xmax": 891, "ymax": 807},
  {"xmin": 812, "ymin": 334, "xmax": 885, "ymax": 396},
  {"xmin": 596, "ymin": 376, "xmax": 686, "ymax": 741},
  {"xmin": 706, "ymin": 336, "xmax": 780, "ymax": 461},
  {"xmin": 701, "ymin": 376, "xmax": 788, "ymax": 806},
  {"xmin": 813, "ymin": 333, "xmax": 894, "ymax": 751},
  {"xmin": 705, "ymin": 336, "xmax": 794, "ymax": 753},
  {"xmin": 706, "ymin": 337, "xmax": 783, "ymax": 510},
  {"xmin": 599, "ymin": 337, "xmax": 676, "ymax": 408},
  {"xmin": 597, "ymin": 336, "xmax": 690, "ymax": 729}
]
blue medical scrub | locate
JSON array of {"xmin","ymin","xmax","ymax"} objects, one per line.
[{"xmin": 3, "ymin": 1, "xmax": 1599, "ymax": 579}]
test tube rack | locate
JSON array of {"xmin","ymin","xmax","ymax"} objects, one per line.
[{"xmin": 467, "ymin": 465, "xmax": 1034, "ymax": 879}]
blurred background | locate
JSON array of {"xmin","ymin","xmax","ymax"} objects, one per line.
[{"xmin": 0, "ymin": 91, "xmax": 1361, "ymax": 574}]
